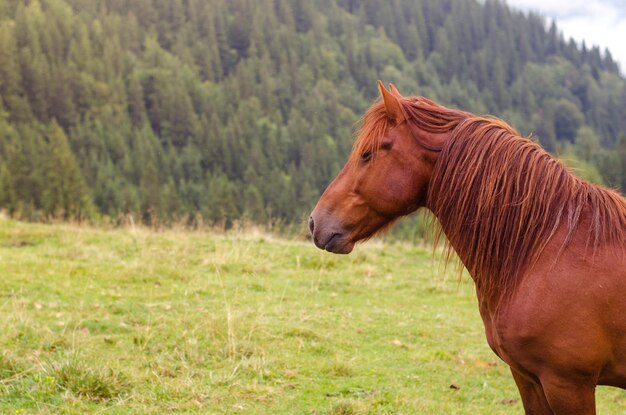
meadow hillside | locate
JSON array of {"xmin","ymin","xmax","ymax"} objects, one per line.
[
  {"xmin": 1, "ymin": 218, "xmax": 625, "ymax": 414},
  {"xmin": 0, "ymin": 0, "xmax": 625, "ymax": 226}
]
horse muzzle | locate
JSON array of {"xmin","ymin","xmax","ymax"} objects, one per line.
[{"xmin": 308, "ymin": 213, "xmax": 354, "ymax": 254}]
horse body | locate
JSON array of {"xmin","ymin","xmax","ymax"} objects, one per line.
[{"xmin": 309, "ymin": 81, "xmax": 626, "ymax": 414}]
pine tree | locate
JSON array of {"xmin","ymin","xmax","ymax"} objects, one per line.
[{"xmin": 42, "ymin": 121, "xmax": 94, "ymax": 219}]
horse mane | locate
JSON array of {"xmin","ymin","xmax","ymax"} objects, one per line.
[
  {"xmin": 427, "ymin": 115, "xmax": 626, "ymax": 301},
  {"xmin": 352, "ymin": 95, "xmax": 626, "ymax": 302}
]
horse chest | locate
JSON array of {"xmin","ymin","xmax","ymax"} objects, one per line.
[{"xmin": 477, "ymin": 300, "xmax": 506, "ymax": 360}]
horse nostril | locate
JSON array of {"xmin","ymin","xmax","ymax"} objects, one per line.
[{"xmin": 308, "ymin": 216, "xmax": 315, "ymax": 234}]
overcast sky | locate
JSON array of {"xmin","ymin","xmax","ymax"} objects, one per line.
[{"xmin": 506, "ymin": 0, "xmax": 626, "ymax": 75}]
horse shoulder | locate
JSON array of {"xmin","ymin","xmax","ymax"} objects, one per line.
[{"xmin": 491, "ymin": 231, "xmax": 626, "ymax": 382}]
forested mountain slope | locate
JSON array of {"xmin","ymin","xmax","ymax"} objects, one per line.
[{"xmin": 0, "ymin": 0, "xmax": 625, "ymax": 225}]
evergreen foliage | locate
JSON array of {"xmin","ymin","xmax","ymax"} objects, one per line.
[{"xmin": 0, "ymin": 0, "xmax": 625, "ymax": 225}]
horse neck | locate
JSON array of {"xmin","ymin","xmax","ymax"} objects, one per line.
[{"xmin": 422, "ymin": 116, "xmax": 626, "ymax": 310}]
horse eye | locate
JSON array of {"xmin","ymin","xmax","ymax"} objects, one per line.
[{"xmin": 361, "ymin": 151, "xmax": 372, "ymax": 162}]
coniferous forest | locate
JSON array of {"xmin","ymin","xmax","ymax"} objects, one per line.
[{"xmin": 0, "ymin": 0, "xmax": 625, "ymax": 226}]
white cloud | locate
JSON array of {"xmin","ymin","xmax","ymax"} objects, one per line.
[
  {"xmin": 507, "ymin": 0, "xmax": 591, "ymax": 16},
  {"xmin": 506, "ymin": 0, "xmax": 626, "ymax": 75}
]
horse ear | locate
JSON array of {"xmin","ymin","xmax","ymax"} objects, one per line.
[
  {"xmin": 389, "ymin": 83, "xmax": 402, "ymax": 97},
  {"xmin": 378, "ymin": 80, "xmax": 405, "ymax": 123}
]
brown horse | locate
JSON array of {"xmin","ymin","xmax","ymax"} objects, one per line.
[{"xmin": 309, "ymin": 81, "xmax": 626, "ymax": 414}]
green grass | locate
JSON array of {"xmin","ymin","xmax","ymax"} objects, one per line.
[{"xmin": 0, "ymin": 218, "xmax": 624, "ymax": 414}]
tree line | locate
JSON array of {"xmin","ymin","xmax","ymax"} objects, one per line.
[{"xmin": 0, "ymin": 0, "xmax": 625, "ymax": 226}]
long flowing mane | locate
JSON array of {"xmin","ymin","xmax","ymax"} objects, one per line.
[
  {"xmin": 353, "ymin": 96, "xmax": 626, "ymax": 302},
  {"xmin": 427, "ymin": 113, "xmax": 626, "ymax": 301}
]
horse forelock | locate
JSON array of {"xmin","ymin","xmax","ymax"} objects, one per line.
[
  {"xmin": 427, "ymin": 116, "xmax": 626, "ymax": 302},
  {"xmin": 350, "ymin": 100, "xmax": 390, "ymax": 165},
  {"xmin": 350, "ymin": 97, "xmax": 469, "ymax": 165}
]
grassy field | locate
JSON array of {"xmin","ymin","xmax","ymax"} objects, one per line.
[{"xmin": 0, "ymin": 218, "xmax": 624, "ymax": 414}]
